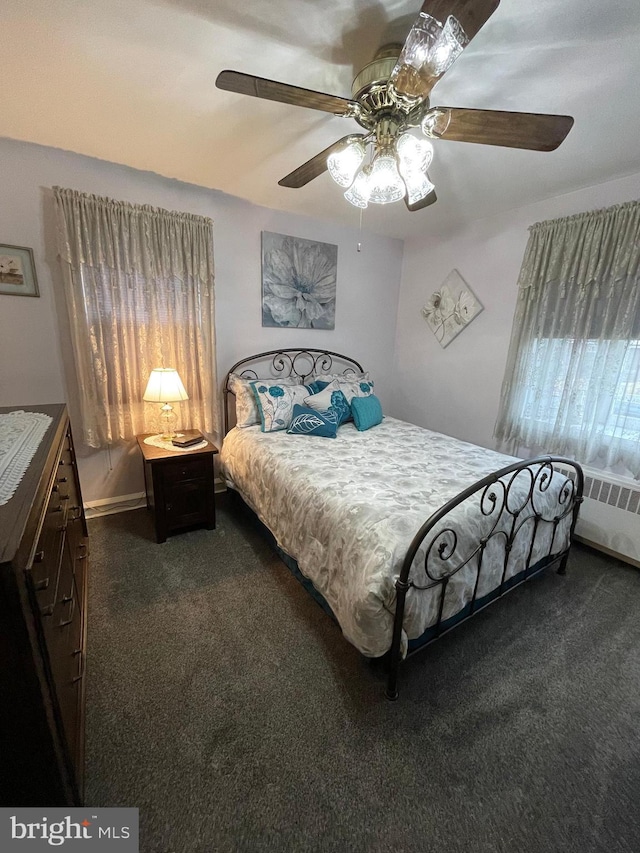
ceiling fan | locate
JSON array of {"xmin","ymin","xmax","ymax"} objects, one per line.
[{"xmin": 216, "ymin": 0, "xmax": 574, "ymax": 212}]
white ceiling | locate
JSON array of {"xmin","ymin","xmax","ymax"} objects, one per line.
[{"xmin": 2, "ymin": 0, "xmax": 640, "ymax": 240}]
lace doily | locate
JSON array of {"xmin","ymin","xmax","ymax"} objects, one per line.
[
  {"xmin": 143, "ymin": 434, "xmax": 209, "ymax": 452},
  {"xmin": 0, "ymin": 410, "xmax": 53, "ymax": 506}
]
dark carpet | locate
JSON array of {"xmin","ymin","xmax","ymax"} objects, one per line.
[{"xmin": 85, "ymin": 495, "xmax": 640, "ymax": 853}]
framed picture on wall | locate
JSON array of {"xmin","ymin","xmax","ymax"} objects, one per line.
[
  {"xmin": 261, "ymin": 231, "xmax": 337, "ymax": 329},
  {"xmin": 0, "ymin": 244, "xmax": 39, "ymax": 297}
]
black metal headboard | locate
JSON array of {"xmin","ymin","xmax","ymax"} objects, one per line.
[{"xmin": 223, "ymin": 348, "xmax": 364, "ymax": 435}]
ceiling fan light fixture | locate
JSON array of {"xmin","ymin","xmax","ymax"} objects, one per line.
[
  {"xmin": 396, "ymin": 133, "xmax": 434, "ymax": 172},
  {"xmin": 367, "ymin": 152, "xmax": 405, "ymax": 205},
  {"xmin": 344, "ymin": 166, "xmax": 372, "ymax": 209},
  {"xmin": 389, "ymin": 12, "xmax": 468, "ymax": 101},
  {"xmin": 327, "ymin": 138, "xmax": 366, "ymax": 188},
  {"xmin": 400, "ymin": 166, "xmax": 435, "ymax": 206}
]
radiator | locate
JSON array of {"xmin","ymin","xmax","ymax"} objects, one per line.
[{"xmin": 572, "ymin": 467, "xmax": 640, "ymax": 567}]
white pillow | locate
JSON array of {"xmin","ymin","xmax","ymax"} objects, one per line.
[
  {"xmin": 228, "ymin": 374, "xmax": 300, "ymax": 428},
  {"xmin": 313, "ymin": 371, "xmax": 370, "ymax": 384},
  {"xmin": 304, "ymin": 380, "xmax": 341, "ymax": 411}
]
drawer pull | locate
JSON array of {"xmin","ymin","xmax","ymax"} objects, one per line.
[
  {"xmin": 70, "ymin": 507, "xmax": 82, "ymax": 521},
  {"xmin": 35, "ymin": 578, "xmax": 50, "ymax": 591},
  {"xmin": 57, "ymin": 476, "xmax": 68, "ymax": 484},
  {"xmin": 60, "ymin": 494, "xmax": 70, "ymax": 501},
  {"xmin": 34, "ymin": 550, "xmax": 45, "ymax": 563},
  {"xmin": 59, "ymin": 459, "xmax": 65, "ymax": 466},
  {"xmin": 58, "ymin": 618, "xmax": 73, "ymax": 627},
  {"xmin": 41, "ymin": 604, "xmax": 54, "ymax": 617},
  {"xmin": 57, "ymin": 524, "xmax": 67, "ymax": 533},
  {"xmin": 52, "ymin": 484, "xmax": 59, "ymax": 493},
  {"xmin": 51, "ymin": 506, "xmax": 63, "ymax": 514},
  {"xmin": 72, "ymin": 651, "xmax": 85, "ymax": 683},
  {"xmin": 73, "ymin": 648, "xmax": 82, "ymax": 656},
  {"xmin": 61, "ymin": 595, "xmax": 73, "ymax": 604}
]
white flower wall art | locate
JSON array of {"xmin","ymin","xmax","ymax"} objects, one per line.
[
  {"xmin": 422, "ymin": 269, "xmax": 483, "ymax": 348},
  {"xmin": 261, "ymin": 232, "xmax": 338, "ymax": 329}
]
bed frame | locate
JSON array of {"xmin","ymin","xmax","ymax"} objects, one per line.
[{"xmin": 223, "ymin": 348, "xmax": 584, "ymax": 700}]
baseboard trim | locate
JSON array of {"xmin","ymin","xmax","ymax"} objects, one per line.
[
  {"xmin": 85, "ymin": 479, "xmax": 227, "ymax": 519},
  {"xmin": 574, "ymin": 534, "xmax": 640, "ymax": 570},
  {"xmin": 85, "ymin": 492, "xmax": 147, "ymax": 519}
]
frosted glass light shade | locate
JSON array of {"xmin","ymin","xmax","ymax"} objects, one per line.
[
  {"xmin": 400, "ymin": 167, "xmax": 435, "ymax": 206},
  {"xmin": 367, "ymin": 154, "xmax": 405, "ymax": 205},
  {"xmin": 143, "ymin": 368, "xmax": 189, "ymax": 403},
  {"xmin": 396, "ymin": 133, "xmax": 434, "ymax": 172},
  {"xmin": 344, "ymin": 166, "xmax": 372, "ymax": 209},
  {"xmin": 328, "ymin": 139, "xmax": 366, "ymax": 188},
  {"xmin": 389, "ymin": 12, "xmax": 468, "ymax": 100}
]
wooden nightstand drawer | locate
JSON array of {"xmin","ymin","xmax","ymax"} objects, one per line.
[{"xmin": 163, "ymin": 456, "xmax": 210, "ymax": 484}]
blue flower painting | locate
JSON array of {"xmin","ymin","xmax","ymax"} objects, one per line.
[{"xmin": 261, "ymin": 232, "xmax": 338, "ymax": 329}]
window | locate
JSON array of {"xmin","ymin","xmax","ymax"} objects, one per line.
[
  {"xmin": 54, "ymin": 188, "xmax": 217, "ymax": 448},
  {"xmin": 495, "ymin": 201, "xmax": 640, "ymax": 478}
]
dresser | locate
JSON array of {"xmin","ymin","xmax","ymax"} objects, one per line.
[{"xmin": 0, "ymin": 404, "xmax": 89, "ymax": 805}]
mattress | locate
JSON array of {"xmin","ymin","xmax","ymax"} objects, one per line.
[{"xmin": 221, "ymin": 417, "xmax": 571, "ymax": 657}]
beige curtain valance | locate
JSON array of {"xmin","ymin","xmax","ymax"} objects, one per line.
[
  {"xmin": 54, "ymin": 187, "xmax": 214, "ymax": 291},
  {"xmin": 517, "ymin": 199, "xmax": 640, "ymax": 298}
]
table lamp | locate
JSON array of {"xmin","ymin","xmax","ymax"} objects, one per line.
[{"xmin": 143, "ymin": 368, "xmax": 189, "ymax": 439}]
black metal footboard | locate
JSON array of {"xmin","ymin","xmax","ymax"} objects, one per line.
[{"xmin": 386, "ymin": 456, "xmax": 584, "ymax": 700}]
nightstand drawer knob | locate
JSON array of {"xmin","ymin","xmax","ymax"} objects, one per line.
[
  {"xmin": 34, "ymin": 550, "xmax": 45, "ymax": 563},
  {"xmin": 35, "ymin": 577, "xmax": 50, "ymax": 591}
]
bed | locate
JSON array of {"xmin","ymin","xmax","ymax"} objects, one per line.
[{"xmin": 221, "ymin": 348, "xmax": 584, "ymax": 699}]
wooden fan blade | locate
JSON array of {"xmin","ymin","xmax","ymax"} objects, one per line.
[
  {"xmin": 278, "ymin": 135, "xmax": 366, "ymax": 188},
  {"xmin": 421, "ymin": 0, "xmax": 500, "ymax": 42},
  {"xmin": 216, "ymin": 70, "xmax": 356, "ymax": 116},
  {"xmin": 405, "ymin": 189, "xmax": 438, "ymax": 211},
  {"xmin": 426, "ymin": 107, "xmax": 574, "ymax": 151}
]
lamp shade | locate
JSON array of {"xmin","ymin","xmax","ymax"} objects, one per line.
[{"xmin": 143, "ymin": 368, "xmax": 189, "ymax": 403}]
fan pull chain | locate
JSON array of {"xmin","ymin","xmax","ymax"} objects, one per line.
[{"xmin": 357, "ymin": 208, "xmax": 363, "ymax": 252}]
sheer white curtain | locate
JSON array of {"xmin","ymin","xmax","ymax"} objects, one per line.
[
  {"xmin": 495, "ymin": 200, "xmax": 640, "ymax": 478},
  {"xmin": 54, "ymin": 187, "xmax": 217, "ymax": 448}
]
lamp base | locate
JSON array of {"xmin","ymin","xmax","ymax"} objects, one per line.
[{"xmin": 160, "ymin": 403, "xmax": 178, "ymax": 440}]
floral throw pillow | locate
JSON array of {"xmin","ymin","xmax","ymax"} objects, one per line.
[
  {"xmin": 335, "ymin": 378, "xmax": 374, "ymax": 404},
  {"xmin": 311, "ymin": 372, "xmax": 374, "ymax": 404},
  {"xmin": 304, "ymin": 382, "xmax": 351, "ymax": 425},
  {"xmin": 229, "ymin": 374, "xmax": 301, "ymax": 428},
  {"xmin": 250, "ymin": 382, "xmax": 312, "ymax": 432}
]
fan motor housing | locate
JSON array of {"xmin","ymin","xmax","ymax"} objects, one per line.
[
  {"xmin": 352, "ymin": 44, "xmax": 427, "ymax": 134},
  {"xmin": 351, "ymin": 44, "xmax": 401, "ymax": 102}
]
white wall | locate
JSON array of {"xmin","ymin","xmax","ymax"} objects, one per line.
[
  {"xmin": 393, "ymin": 170, "xmax": 640, "ymax": 450},
  {"xmin": 0, "ymin": 137, "xmax": 403, "ymax": 502}
]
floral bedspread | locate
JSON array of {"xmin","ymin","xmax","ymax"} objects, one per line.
[{"xmin": 221, "ymin": 418, "xmax": 572, "ymax": 657}]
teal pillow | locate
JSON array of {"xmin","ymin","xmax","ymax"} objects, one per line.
[
  {"xmin": 287, "ymin": 404, "xmax": 338, "ymax": 438},
  {"xmin": 307, "ymin": 379, "xmax": 330, "ymax": 395},
  {"xmin": 351, "ymin": 394, "xmax": 383, "ymax": 431}
]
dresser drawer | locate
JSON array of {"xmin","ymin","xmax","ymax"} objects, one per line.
[
  {"xmin": 162, "ymin": 456, "xmax": 210, "ymax": 484},
  {"xmin": 29, "ymin": 489, "xmax": 67, "ymax": 611}
]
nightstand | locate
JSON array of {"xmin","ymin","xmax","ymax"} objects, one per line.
[{"xmin": 136, "ymin": 432, "xmax": 218, "ymax": 543}]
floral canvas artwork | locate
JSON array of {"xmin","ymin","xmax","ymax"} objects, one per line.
[
  {"xmin": 261, "ymin": 232, "xmax": 337, "ymax": 329},
  {"xmin": 422, "ymin": 269, "xmax": 483, "ymax": 348}
]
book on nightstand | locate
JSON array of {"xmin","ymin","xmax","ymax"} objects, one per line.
[{"xmin": 171, "ymin": 431, "xmax": 203, "ymax": 448}]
